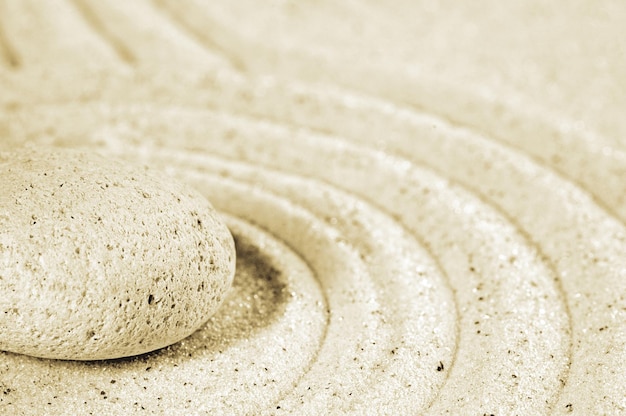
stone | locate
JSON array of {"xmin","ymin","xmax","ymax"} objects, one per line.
[{"xmin": 0, "ymin": 147, "xmax": 235, "ymax": 360}]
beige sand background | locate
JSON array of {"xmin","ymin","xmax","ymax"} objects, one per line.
[{"xmin": 1, "ymin": 1, "xmax": 626, "ymax": 415}]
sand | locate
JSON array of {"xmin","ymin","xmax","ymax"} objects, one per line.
[{"xmin": 0, "ymin": 1, "xmax": 625, "ymax": 414}]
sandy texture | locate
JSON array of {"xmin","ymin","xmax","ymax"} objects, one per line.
[{"xmin": 0, "ymin": 1, "xmax": 625, "ymax": 415}]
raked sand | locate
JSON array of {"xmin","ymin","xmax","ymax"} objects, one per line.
[{"xmin": 1, "ymin": 1, "xmax": 626, "ymax": 414}]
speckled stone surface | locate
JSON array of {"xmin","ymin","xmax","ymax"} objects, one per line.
[{"xmin": 0, "ymin": 147, "xmax": 235, "ymax": 360}]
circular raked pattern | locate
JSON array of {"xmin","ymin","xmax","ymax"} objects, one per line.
[{"xmin": 1, "ymin": 72, "xmax": 625, "ymax": 415}]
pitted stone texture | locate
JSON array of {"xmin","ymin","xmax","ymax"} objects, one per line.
[{"xmin": 0, "ymin": 147, "xmax": 235, "ymax": 360}]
